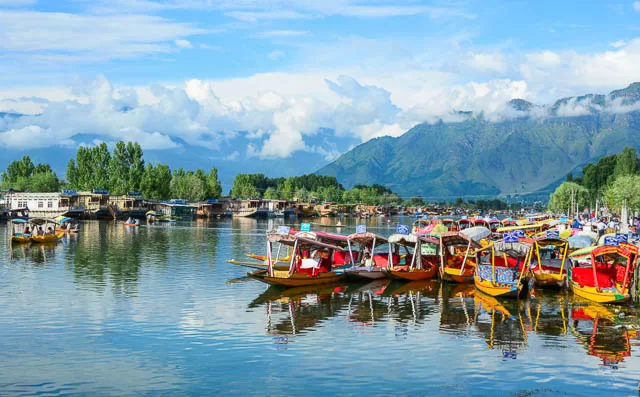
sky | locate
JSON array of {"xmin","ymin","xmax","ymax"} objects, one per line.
[{"xmin": 3, "ymin": 0, "xmax": 640, "ymax": 164}]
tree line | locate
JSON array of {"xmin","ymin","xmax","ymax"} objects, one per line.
[
  {"xmin": 1, "ymin": 141, "xmax": 222, "ymax": 202},
  {"xmin": 548, "ymin": 147, "xmax": 640, "ymax": 215}
]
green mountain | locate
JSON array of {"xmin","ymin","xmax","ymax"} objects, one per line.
[{"xmin": 317, "ymin": 83, "xmax": 640, "ymax": 201}]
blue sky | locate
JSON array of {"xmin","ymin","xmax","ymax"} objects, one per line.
[{"xmin": 2, "ymin": 0, "xmax": 640, "ymax": 163}]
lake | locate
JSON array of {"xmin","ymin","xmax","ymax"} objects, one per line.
[{"xmin": 1, "ymin": 217, "xmax": 640, "ymax": 396}]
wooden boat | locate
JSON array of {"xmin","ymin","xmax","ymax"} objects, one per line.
[
  {"xmin": 456, "ymin": 218, "xmax": 471, "ymax": 231},
  {"xmin": 386, "ymin": 233, "xmax": 438, "ymax": 281},
  {"xmin": 247, "ymin": 230, "xmax": 347, "ymax": 287},
  {"xmin": 10, "ymin": 218, "xmax": 31, "ymax": 244},
  {"xmin": 28, "ymin": 218, "xmax": 64, "ymax": 244},
  {"xmin": 344, "ymin": 232, "xmax": 389, "ymax": 280},
  {"xmin": 441, "ymin": 218, "xmax": 458, "ymax": 232},
  {"xmin": 439, "ymin": 230, "xmax": 483, "ymax": 283},
  {"xmin": 568, "ymin": 244, "xmax": 636, "ymax": 303},
  {"xmin": 55, "ymin": 216, "xmax": 80, "ymax": 234},
  {"xmin": 473, "ymin": 239, "xmax": 533, "ymax": 298},
  {"xmin": 529, "ymin": 235, "xmax": 569, "ymax": 288}
]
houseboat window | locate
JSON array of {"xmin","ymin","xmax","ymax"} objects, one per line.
[
  {"xmin": 48, "ymin": 200, "xmax": 53, "ymax": 208},
  {"xmin": 38, "ymin": 200, "xmax": 44, "ymax": 208}
]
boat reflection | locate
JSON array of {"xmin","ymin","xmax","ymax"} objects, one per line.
[
  {"xmin": 570, "ymin": 301, "xmax": 634, "ymax": 369},
  {"xmin": 10, "ymin": 241, "xmax": 58, "ymax": 264}
]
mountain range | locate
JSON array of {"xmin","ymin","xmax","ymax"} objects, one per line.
[{"xmin": 317, "ymin": 83, "xmax": 640, "ymax": 201}]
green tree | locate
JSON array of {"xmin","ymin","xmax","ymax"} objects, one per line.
[
  {"xmin": 29, "ymin": 171, "xmax": 60, "ymax": 192},
  {"xmin": 263, "ymin": 187, "xmax": 279, "ymax": 199},
  {"xmin": 108, "ymin": 141, "xmax": 130, "ymax": 194},
  {"xmin": 603, "ymin": 175, "xmax": 640, "ymax": 211},
  {"xmin": 66, "ymin": 159, "xmax": 79, "ymax": 188},
  {"xmin": 613, "ymin": 147, "xmax": 640, "ymax": 179},
  {"xmin": 548, "ymin": 182, "xmax": 589, "ymax": 214},
  {"xmin": 207, "ymin": 167, "xmax": 222, "ymax": 199},
  {"xmin": 126, "ymin": 142, "xmax": 145, "ymax": 192}
]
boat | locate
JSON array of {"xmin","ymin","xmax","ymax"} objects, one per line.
[
  {"xmin": 456, "ymin": 218, "xmax": 471, "ymax": 231},
  {"xmin": 344, "ymin": 232, "xmax": 389, "ymax": 280},
  {"xmin": 29, "ymin": 218, "xmax": 64, "ymax": 244},
  {"xmin": 439, "ymin": 228, "xmax": 485, "ymax": 283},
  {"xmin": 529, "ymin": 234, "xmax": 569, "ymax": 288},
  {"xmin": 386, "ymin": 233, "xmax": 439, "ymax": 281},
  {"xmin": 441, "ymin": 218, "xmax": 458, "ymax": 232},
  {"xmin": 568, "ymin": 244, "xmax": 637, "ymax": 303},
  {"xmin": 123, "ymin": 221, "xmax": 140, "ymax": 227},
  {"xmin": 473, "ymin": 239, "xmax": 533, "ymax": 298},
  {"xmin": 55, "ymin": 216, "xmax": 80, "ymax": 233},
  {"xmin": 247, "ymin": 230, "xmax": 347, "ymax": 287},
  {"xmin": 10, "ymin": 218, "xmax": 31, "ymax": 244}
]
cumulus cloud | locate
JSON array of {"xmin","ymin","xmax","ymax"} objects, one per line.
[
  {"xmin": 174, "ymin": 39, "xmax": 193, "ymax": 48},
  {"xmin": 466, "ymin": 52, "xmax": 507, "ymax": 73},
  {"xmin": 634, "ymin": 1, "xmax": 640, "ymax": 12}
]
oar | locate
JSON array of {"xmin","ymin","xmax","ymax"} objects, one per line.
[
  {"xmin": 226, "ymin": 259, "xmax": 267, "ymax": 269},
  {"xmin": 226, "ymin": 276, "xmax": 253, "ymax": 284}
]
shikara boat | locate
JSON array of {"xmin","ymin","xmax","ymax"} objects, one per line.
[
  {"xmin": 441, "ymin": 218, "xmax": 458, "ymax": 232},
  {"xmin": 386, "ymin": 233, "xmax": 439, "ymax": 281},
  {"xmin": 457, "ymin": 218, "xmax": 471, "ymax": 231},
  {"xmin": 29, "ymin": 218, "xmax": 64, "ymax": 244},
  {"xmin": 473, "ymin": 239, "xmax": 533, "ymax": 298},
  {"xmin": 248, "ymin": 230, "xmax": 347, "ymax": 287},
  {"xmin": 439, "ymin": 229, "xmax": 485, "ymax": 283},
  {"xmin": 55, "ymin": 216, "xmax": 80, "ymax": 234},
  {"xmin": 10, "ymin": 218, "xmax": 31, "ymax": 244},
  {"xmin": 529, "ymin": 235, "xmax": 569, "ymax": 288},
  {"xmin": 344, "ymin": 232, "xmax": 389, "ymax": 280},
  {"xmin": 568, "ymin": 244, "xmax": 637, "ymax": 303}
]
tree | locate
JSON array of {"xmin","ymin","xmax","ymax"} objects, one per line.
[
  {"xmin": 548, "ymin": 182, "xmax": 589, "ymax": 214},
  {"xmin": 66, "ymin": 159, "xmax": 79, "ymax": 188},
  {"xmin": 403, "ymin": 196, "xmax": 426, "ymax": 207},
  {"xmin": 29, "ymin": 171, "xmax": 60, "ymax": 192},
  {"xmin": 126, "ymin": 142, "xmax": 145, "ymax": 192},
  {"xmin": 207, "ymin": 167, "xmax": 222, "ymax": 199},
  {"xmin": 108, "ymin": 141, "xmax": 130, "ymax": 195},
  {"xmin": 603, "ymin": 175, "xmax": 640, "ymax": 211},
  {"xmin": 263, "ymin": 187, "xmax": 279, "ymax": 199},
  {"xmin": 613, "ymin": 147, "xmax": 640, "ymax": 179}
]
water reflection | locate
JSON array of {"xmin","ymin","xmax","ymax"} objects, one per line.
[{"xmin": 10, "ymin": 242, "xmax": 58, "ymax": 264}]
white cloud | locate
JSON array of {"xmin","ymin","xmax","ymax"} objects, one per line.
[
  {"xmin": 0, "ymin": 10, "xmax": 206, "ymax": 62},
  {"xmin": 224, "ymin": 151, "xmax": 239, "ymax": 160},
  {"xmin": 610, "ymin": 40, "xmax": 627, "ymax": 48},
  {"xmin": 174, "ymin": 39, "xmax": 193, "ymax": 48},
  {"xmin": 466, "ymin": 52, "xmax": 507, "ymax": 73},
  {"xmin": 268, "ymin": 50, "xmax": 285, "ymax": 60},
  {"xmin": 634, "ymin": 1, "xmax": 640, "ymax": 12},
  {"xmin": 199, "ymin": 43, "xmax": 222, "ymax": 51},
  {"xmin": 256, "ymin": 30, "xmax": 308, "ymax": 38}
]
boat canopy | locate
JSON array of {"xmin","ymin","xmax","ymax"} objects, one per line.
[
  {"xmin": 29, "ymin": 218, "xmax": 59, "ymax": 226},
  {"xmin": 347, "ymin": 232, "xmax": 388, "ymax": 245},
  {"xmin": 11, "ymin": 219, "xmax": 27, "ymax": 224},
  {"xmin": 491, "ymin": 241, "xmax": 532, "ymax": 258},
  {"xmin": 577, "ymin": 231, "xmax": 598, "ymax": 241},
  {"xmin": 55, "ymin": 216, "xmax": 72, "ymax": 223},
  {"xmin": 534, "ymin": 237, "xmax": 568, "ymax": 248},
  {"xmin": 567, "ymin": 235, "xmax": 595, "ymax": 249},
  {"xmin": 597, "ymin": 233, "xmax": 617, "ymax": 246},
  {"xmin": 440, "ymin": 232, "xmax": 482, "ymax": 249},
  {"xmin": 460, "ymin": 226, "xmax": 491, "ymax": 242}
]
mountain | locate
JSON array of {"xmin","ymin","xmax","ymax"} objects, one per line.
[{"xmin": 317, "ymin": 83, "xmax": 640, "ymax": 201}]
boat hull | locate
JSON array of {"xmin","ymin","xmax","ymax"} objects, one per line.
[
  {"xmin": 248, "ymin": 269, "xmax": 346, "ymax": 287},
  {"xmin": 440, "ymin": 267, "xmax": 474, "ymax": 283},
  {"xmin": 473, "ymin": 275, "xmax": 522, "ymax": 298},
  {"xmin": 345, "ymin": 267, "xmax": 387, "ymax": 280},
  {"xmin": 532, "ymin": 271, "xmax": 566, "ymax": 288},
  {"xmin": 387, "ymin": 267, "xmax": 437, "ymax": 281},
  {"xmin": 30, "ymin": 233, "xmax": 64, "ymax": 243},
  {"xmin": 11, "ymin": 235, "xmax": 31, "ymax": 244},
  {"xmin": 569, "ymin": 281, "xmax": 629, "ymax": 303}
]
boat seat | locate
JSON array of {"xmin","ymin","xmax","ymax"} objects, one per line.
[{"xmin": 571, "ymin": 267, "xmax": 616, "ymax": 288}]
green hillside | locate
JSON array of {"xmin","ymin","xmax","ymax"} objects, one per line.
[{"xmin": 317, "ymin": 83, "xmax": 640, "ymax": 200}]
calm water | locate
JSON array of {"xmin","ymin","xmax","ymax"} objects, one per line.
[{"xmin": 2, "ymin": 217, "xmax": 640, "ymax": 396}]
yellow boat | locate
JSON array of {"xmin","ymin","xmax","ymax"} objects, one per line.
[
  {"xmin": 530, "ymin": 235, "xmax": 570, "ymax": 288},
  {"xmin": 568, "ymin": 244, "xmax": 636, "ymax": 303},
  {"xmin": 10, "ymin": 218, "xmax": 31, "ymax": 244},
  {"xmin": 27, "ymin": 218, "xmax": 65, "ymax": 244},
  {"xmin": 473, "ymin": 239, "xmax": 533, "ymax": 298}
]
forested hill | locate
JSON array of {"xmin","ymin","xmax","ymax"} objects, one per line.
[{"xmin": 317, "ymin": 83, "xmax": 640, "ymax": 200}]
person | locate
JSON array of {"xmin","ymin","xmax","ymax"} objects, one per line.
[
  {"xmin": 596, "ymin": 219, "xmax": 606, "ymax": 237},
  {"xmin": 59, "ymin": 222, "xmax": 67, "ymax": 230},
  {"xmin": 23, "ymin": 226, "xmax": 30, "ymax": 235},
  {"xmin": 607, "ymin": 218, "xmax": 617, "ymax": 233},
  {"xmin": 38, "ymin": 226, "xmax": 44, "ymax": 236},
  {"xmin": 126, "ymin": 217, "xmax": 133, "ymax": 224},
  {"xmin": 46, "ymin": 227, "xmax": 53, "ymax": 234}
]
